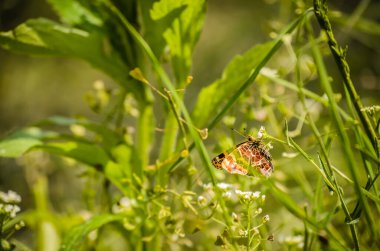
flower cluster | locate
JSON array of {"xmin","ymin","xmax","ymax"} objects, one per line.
[
  {"xmin": 112, "ymin": 196, "xmax": 138, "ymax": 215},
  {"xmin": 0, "ymin": 190, "xmax": 24, "ymax": 250},
  {"xmin": 198, "ymin": 182, "xmax": 272, "ymax": 249}
]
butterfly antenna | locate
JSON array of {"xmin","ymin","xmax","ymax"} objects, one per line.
[{"xmin": 231, "ymin": 128, "xmax": 248, "ymax": 139}]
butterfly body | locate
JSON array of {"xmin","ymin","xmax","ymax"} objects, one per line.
[{"xmin": 212, "ymin": 136, "xmax": 273, "ymax": 177}]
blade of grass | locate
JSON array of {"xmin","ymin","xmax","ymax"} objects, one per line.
[
  {"xmin": 294, "ymin": 18, "xmax": 361, "ymax": 248},
  {"xmin": 310, "ymin": 2, "xmax": 376, "ymax": 242},
  {"xmin": 286, "ymin": 136, "xmax": 334, "ymax": 190},
  {"xmin": 343, "ymin": 85, "xmax": 380, "ymax": 219},
  {"xmin": 314, "ymin": 0, "xmax": 378, "ymax": 157}
]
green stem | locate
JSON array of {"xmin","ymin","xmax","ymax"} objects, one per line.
[
  {"xmin": 296, "ymin": 17, "xmax": 356, "ymax": 247},
  {"xmin": 158, "ymin": 112, "xmax": 178, "ymax": 184},
  {"xmin": 312, "ymin": 1, "xmax": 376, "ymax": 246},
  {"xmin": 313, "ymin": 0, "xmax": 378, "ymax": 157},
  {"xmin": 136, "ymin": 103, "xmax": 154, "ymax": 176}
]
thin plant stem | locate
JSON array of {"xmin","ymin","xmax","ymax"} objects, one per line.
[
  {"xmin": 311, "ymin": 1, "xmax": 376, "ymax": 245},
  {"xmin": 313, "ymin": 0, "xmax": 378, "ymax": 156}
]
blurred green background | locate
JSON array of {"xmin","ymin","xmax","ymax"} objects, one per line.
[
  {"xmin": 0, "ymin": 0, "xmax": 379, "ymax": 248},
  {"xmin": 2, "ymin": 0, "xmax": 377, "ymax": 134}
]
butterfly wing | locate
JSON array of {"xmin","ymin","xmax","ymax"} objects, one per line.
[
  {"xmin": 236, "ymin": 140, "xmax": 273, "ymax": 177},
  {"xmin": 211, "ymin": 139, "xmax": 274, "ymax": 177},
  {"xmin": 212, "ymin": 148, "xmax": 249, "ymax": 175}
]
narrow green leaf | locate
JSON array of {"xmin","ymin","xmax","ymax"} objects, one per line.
[
  {"xmin": 37, "ymin": 116, "xmax": 121, "ymax": 148},
  {"xmin": 0, "ymin": 138, "xmax": 41, "ymax": 158},
  {"xmin": 0, "ymin": 128, "xmax": 49, "ymax": 157},
  {"xmin": 37, "ymin": 141, "xmax": 109, "ymax": 167},
  {"xmin": 192, "ymin": 41, "xmax": 276, "ymax": 127},
  {"xmin": 59, "ymin": 214, "xmax": 123, "ymax": 251}
]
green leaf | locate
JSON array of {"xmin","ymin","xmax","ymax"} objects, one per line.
[
  {"xmin": 47, "ymin": 0, "xmax": 102, "ymax": 26},
  {"xmin": 0, "ymin": 138, "xmax": 41, "ymax": 158},
  {"xmin": 37, "ymin": 141, "xmax": 109, "ymax": 167},
  {"xmin": 0, "ymin": 21, "xmax": 57, "ymax": 55},
  {"xmin": 59, "ymin": 214, "xmax": 123, "ymax": 251},
  {"xmin": 37, "ymin": 116, "xmax": 121, "ymax": 148},
  {"xmin": 104, "ymin": 144, "xmax": 134, "ymax": 195},
  {"xmin": 151, "ymin": 0, "xmax": 206, "ymax": 83},
  {"xmin": 0, "ymin": 128, "xmax": 49, "ymax": 157},
  {"xmin": 192, "ymin": 41, "xmax": 276, "ymax": 127},
  {"xmin": 140, "ymin": 1, "xmax": 187, "ymax": 58},
  {"xmin": 104, "ymin": 161, "xmax": 129, "ymax": 195},
  {"xmin": 0, "ymin": 18, "xmax": 129, "ymax": 85}
]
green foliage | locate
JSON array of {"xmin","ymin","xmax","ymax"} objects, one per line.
[
  {"xmin": 0, "ymin": 0, "xmax": 379, "ymax": 250},
  {"xmin": 59, "ymin": 214, "xmax": 123, "ymax": 251},
  {"xmin": 192, "ymin": 42, "xmax": 276, "ymax": 127}
]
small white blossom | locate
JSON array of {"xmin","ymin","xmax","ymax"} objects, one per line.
[
  {"xmin": 261, "ymin": 195, "xmax": 266, "ymax": 203},
  {"xmin": 0, "ymin": 190, "xmax": 21, "ymax": 203},
  {"xmin": 222, "ymin": 191, "xmax": 232, "ymax": 199},
  {"xmin": 217, "ymin": 182, "xmax": 233, "ymax": 191},
  {"xmin": 112, "ymin": 197, "xmax": 137, "ymax": 214},
  {"xmin": 202, "ymin": 183, "xmax": 213, "ymax": 190},
  {"xmin": 263, "ymin": 214, "xmax": 270, "ymax": 223},
  {"xmin": 257, "ymin": 126, "xmax": 266, "ymax": 139},
  {"xmin": 252, "ymin": 227, "xmax": 259, "ymax": 235},
  {"xmin": 255, "ymin": 207, "xmax": 263, "ymax": 214},
  {"xmin": 197, "ymin": 196, "xmax": 207, "ymax": 207},
  {"xmin": 120, "ymin": 197, "xmax": 137, "ymax": 208},
  {"xmin": 252, "ymin": 191, "xmax": 261, "ymax": 198},
  {"xmin": 239, "ymin": 229, "xmax": 248, "ymax": 236},
  {"xmin": 284, "ymin": 235, "xmax": 304, "ymax": 248},
  {"xmin": 236, "ymin": 190, "xmax": 261, "ymax": 202},
  {"xmin": 3, "ymin": 204, "xmax": 20, "ymax": 218}
]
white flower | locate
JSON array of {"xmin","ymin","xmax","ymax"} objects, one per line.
[
  {"xmin": 120, "ymin": 197, "xmax": 137, "ymax": 208},
  {"xmin": 197, "ymin": 196, "xmax": 207, "ymax": 207},
  {"xmin": 263, "ymin": 214, "xmax": 270, "ymax": 223},
  {"xmin": 261, "ymin": 195, "xmax": 266, "ymax": 203},
  {"xmin": 217, "ymin": 182, "xmax": 233, "ymax": 191},
  {"xmin": 3, "ymin": 204, "xmax": 20, "ymax": 218},
  {"xmin": 236, "ymin": 190, "xmax": 261, "ymax": 202},
  {"xmin": 284, "ymin": 235, "xmax": 304, "ymax": 247},
  {"xmin": 112, "ymin": 197, "xmax": 137, "ymax": 214},
  {"xmin": 252, "ymin": 191, "xmax": 261, "ymax": 198},
  {"xmin": 0, "ymin": 190, "xmax": 21, "ymax": 203},
  {"xmin": 202, "ymin": 183, "xmax": 212, "ymax": 190},
  {"xmin": 222, "ymin": 191, "xmax": 232, "ymax": 199},
  {"xmin": 257, "ymin": 126, "xmax": 267, "ymax": 139},
  {"xmin": 239, "ymin": 229, "xmax": 248, "ymax": 236}
]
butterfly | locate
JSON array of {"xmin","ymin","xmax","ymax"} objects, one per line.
[{"xmin": 211, "ymin": 135, "xmax": 273, "ymax": 177}]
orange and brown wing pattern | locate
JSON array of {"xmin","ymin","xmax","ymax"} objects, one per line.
[
  {"xmin": 212, "ymin": 151, "xmax": 249, "ymax": 175},
  {"xmin": 212, "ymin": 138, "xmax": 273, "ymax": 177},
  {"xmin": 236, "ymin": 140, "xmax": 273, "ymax": 177}
]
